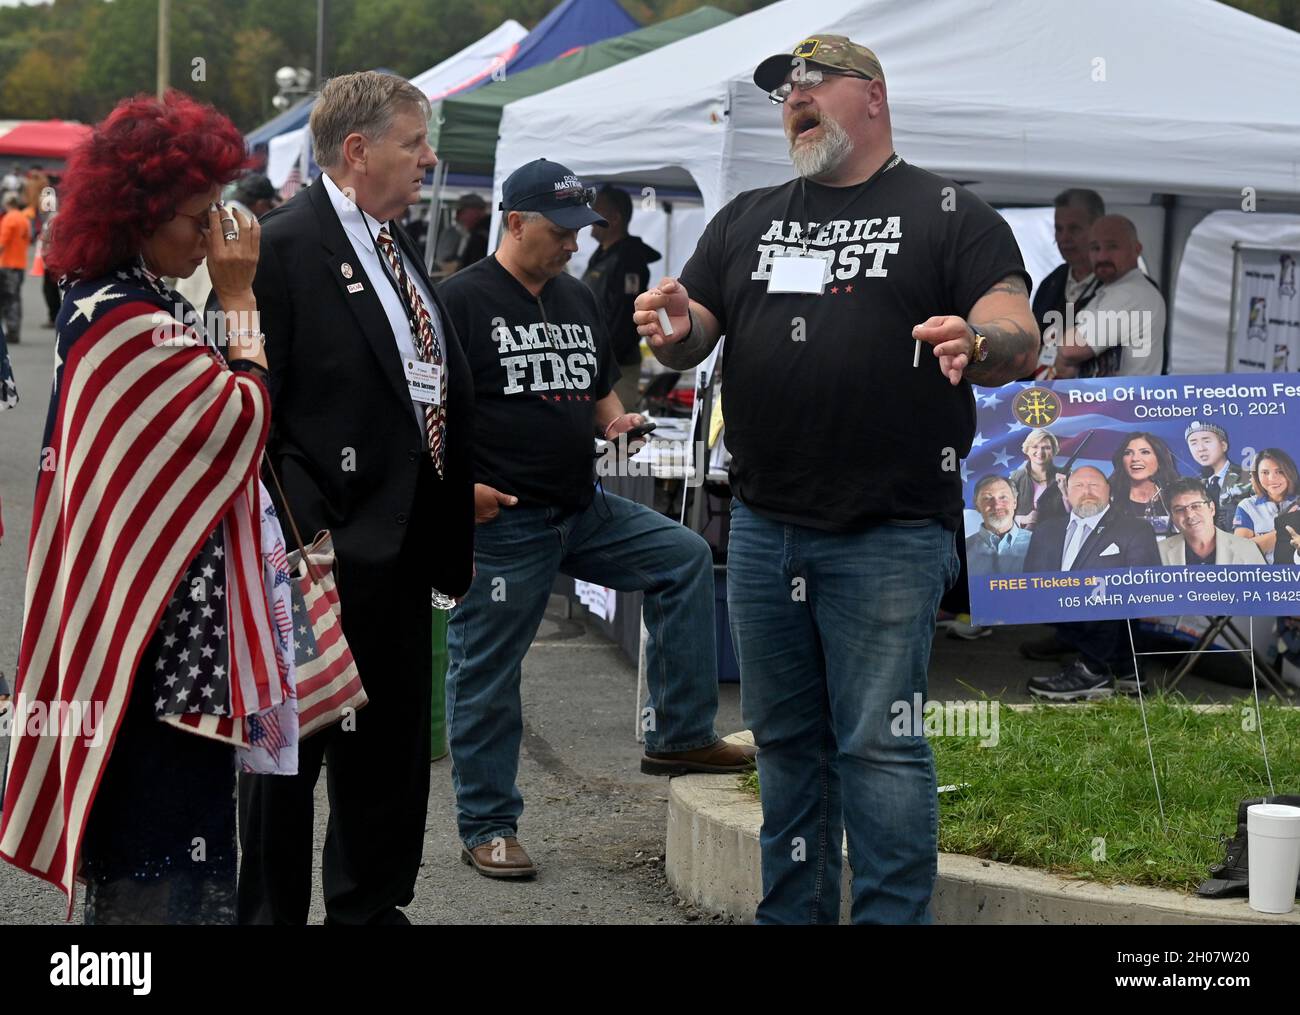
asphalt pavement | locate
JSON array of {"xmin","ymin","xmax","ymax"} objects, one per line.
[{"xmin": 0, "ymin": 272, "xmax": 1262, "ymax": 924}]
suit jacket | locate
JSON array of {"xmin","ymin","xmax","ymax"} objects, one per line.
[
  {"xmin": 1023, "ymin": 506, "xmax": 1161, "ymax": 573},
  {"xmin": 1207, "ymin": 461, "xmax": 1255, "ymax": 533},
  {"xmin": 1159, "ymin": 530, "xmax": 1266, "ymax": 565},
  {"xmin": 1025, "ymin": 262, "xmax": 1101, "ymax": 379},
  {"xmin": 246, "ymin": 182, "xmax": 475, "ymax": 598}
]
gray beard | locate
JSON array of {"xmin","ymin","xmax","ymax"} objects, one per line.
[
  {"xmin": 1073, "ymin": 501, "xmax": 1105, "ymax": 518},
  {"xmin": 789, "ymin": 116, "xmax": 853, "ymax": 179}
]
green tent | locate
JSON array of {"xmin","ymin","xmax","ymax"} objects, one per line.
[{"xmin": 428, "ymin": 6, "xmax": 733, "ymax": 178}]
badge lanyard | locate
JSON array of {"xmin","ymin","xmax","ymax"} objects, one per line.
[
  {"xmin": 788, "ymin": 151, "xmax": 902, "ymax": 256},
  {"xmin": 360, "ymin": 213, "xmax": 444, "ymax": 407},
  {"xmin": 361, "ymin": 213, "xmax": 418, "ymax": 321},
  {"xmin": 768, "ymin": 153, "xmax": 902, "ymax": 295}
]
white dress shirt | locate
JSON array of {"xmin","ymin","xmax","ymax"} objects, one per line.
[
  {"xmin": 1064, "ymin": 270, "xmax": 1096, "ymax": 304},
  {"xmin": 320, "ymin": 173, "xmax": 445, "ymax": 433},
  {"xmin": 1079, "ymin": 267, "xmax": 1167, "ymax": 376},
  {"xmin": 1061, "ymin": 505, "xmax": 1108, "ymax": 570}
]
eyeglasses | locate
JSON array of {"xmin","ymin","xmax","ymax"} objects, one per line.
[
  {"xmin": 177, "ymin": 209, "xmax": 212, "ymax": 235},
  {"xmin": 769, "ymin": 67, "xmax": 871, "ymax": 105},
  {"xmin": 1170, "ymin": 500, "xmax": 1213, "ymax": 519}
]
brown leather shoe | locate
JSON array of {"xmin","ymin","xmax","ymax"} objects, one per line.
[
  {"xmin": 641, "ymin": 738, "xmax": 757, "ymax": 776},
  {"xmin": 460, "ymin": 836, "xmax": 537, "ymax": 879}
]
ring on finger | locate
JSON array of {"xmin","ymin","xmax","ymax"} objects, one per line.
[{"xmin": 224, "ymin": 231, "xmax": 239, "ymax": 241}]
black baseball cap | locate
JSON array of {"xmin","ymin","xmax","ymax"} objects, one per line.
[
  {"xmin": 500, "ymin": 158, "xmax": 606, "ymax": 230},
  {"xmin": 233, "ymin": 173, "xmax": 280, "ymax": 206}
]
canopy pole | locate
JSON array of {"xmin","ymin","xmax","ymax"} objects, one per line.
[
  {"xmin": 425, "ymin": 159, "xmax": 448, "ymax": 272},
  {"xmin": 1157, "ymin": 193, "xmax": 1176, "ymax": 374}
]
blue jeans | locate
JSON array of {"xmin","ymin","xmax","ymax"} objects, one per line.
[
  {"xmin": 447, "ymin": 490, "xmax": 719, "ymax": 849},
  {"xmin": 727, "ymin": 501, "xmax": 959, "ymax": 925}
]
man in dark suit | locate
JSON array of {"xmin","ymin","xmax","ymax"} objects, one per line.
[
  {"xmin": 1023, "ymin": 465, "xmax": 1160, "ymax": 701},
  {"xmin": 1023, "ymin": 466, "xmax": 1161, "ymax": 573},
  {"xmin": 235, "ymin": 71, "xmax": 475, "ymax": 924}
]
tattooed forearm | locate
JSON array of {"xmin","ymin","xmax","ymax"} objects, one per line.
[
  {"xmin": 652, "ymin": 307, "xmax": 723, "ymax": 371},
  {"xmin": 983, "ymin": 277, "xmax": 1029, "ymax": 299},
  {"xmin": 965, "ymin": 315, "xmax": 1040, "ymax": 386}
]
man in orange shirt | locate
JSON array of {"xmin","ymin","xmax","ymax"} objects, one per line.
[{"xmin": 0, "ymin": 192, "xmax": 30, "ymax": 343}]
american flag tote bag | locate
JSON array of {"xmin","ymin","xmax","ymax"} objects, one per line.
[{"xmin": 264, "ymin": 459, "xmax": 367, "ymax": 738}]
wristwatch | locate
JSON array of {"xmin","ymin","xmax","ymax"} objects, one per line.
[{"xmin": 969, "ymin": 325, "xmax": 989, "ymax": 363}]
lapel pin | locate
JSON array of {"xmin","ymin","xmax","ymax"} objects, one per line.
[
  {"xmin": 347, "ymin": 282, "xmax": 364, "ymax": 294},
  {"xmin": 341, "ymin": 262, "xmax": 354, "ymax": 279}
]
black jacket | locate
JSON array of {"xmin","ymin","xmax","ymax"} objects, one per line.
[
  {"xmin": 1023, "ymin": 506, "xmax": 1161, "ymax": 573},
  {"xmin": 582, "ymin": 234, "xmax": 661, "ymax": 363},
  {"xmin": 1031, "ymin": 262, "xmax": 1099, "ymax": 337},
  {"xmin": 246, "ymin": 182, "xmax": 476, "ymax": 598}
]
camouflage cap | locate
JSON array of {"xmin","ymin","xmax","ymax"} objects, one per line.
[{"xmin": 753, "ymin": 34, "xmax": 885, "ymax": 93}]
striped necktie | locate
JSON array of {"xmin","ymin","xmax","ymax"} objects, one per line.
[{"xmin": 376, "ymin": 225, "xmax": 446, "ymax": 478}]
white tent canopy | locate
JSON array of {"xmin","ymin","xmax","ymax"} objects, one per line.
[
  {"xmin": 1170, "ymin": 211, "xmax": 1300, "ymax": 374},
  {"xmin": 266, "ymin": 127, "xmax": 308, "ymax": 189},
  {"xmin": 497, "ymin": 0, "xmax": 1300, "ymax": 217},
  {"xmin": 495, "ymin": 0, "xmax": 1300, "ymax": 372},
  {"xmin": 410, "ymin": 19, "xmax": 528, "ymax": 102}
]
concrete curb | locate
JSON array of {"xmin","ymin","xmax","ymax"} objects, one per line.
[{"xmin": 665, "ymin": 773, "xmax": 1300, "ymax": 925}]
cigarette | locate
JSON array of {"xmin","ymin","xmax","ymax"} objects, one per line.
[
  {"xmin": 656, "ymin": 306, "xmax": 675, "ymax": 338},
  {"xmin": 912, "ymin": 338, "xmax": 921, "ymax": 368}
]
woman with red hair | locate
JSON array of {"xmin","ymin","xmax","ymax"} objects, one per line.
[{"xmin": 0, "ymin": 91, "xmax": 296, "ymax": 924}]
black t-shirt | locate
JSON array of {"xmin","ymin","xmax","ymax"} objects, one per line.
[
  {"xmin": 437, "ymin": 254, "xmax": 617, "ymax": 508},
  {"xmin": 680, "ymin": 160, "xmax": 1029, "ymax": 532},
  {"xmin": 582, "ymin": 235, "xmax": 661, "ymax": 364}
]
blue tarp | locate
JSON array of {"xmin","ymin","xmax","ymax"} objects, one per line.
[
  {"xmin": 244, "ymin": 95, "xmax": 315, "ymax": 149},
  {"xmin": 245, "ymin": 0, "xmax": 638, "ymax": 149},
  {"xmin": 503, "ymin": 0, "xmax": 638, "ymax": 77}
]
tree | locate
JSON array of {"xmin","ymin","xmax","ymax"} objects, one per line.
[
  {"xmin": 227, "ymin": 27, "xmax": 289, "ymax": 127},
  {"xmin": 0, "ymin": 48, "xmax": 84, "ymax": 120}
]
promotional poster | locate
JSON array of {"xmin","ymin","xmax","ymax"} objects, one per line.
[{"xmin": 965, "ymin": 374, "xmax": 1300, "ymax": 625}]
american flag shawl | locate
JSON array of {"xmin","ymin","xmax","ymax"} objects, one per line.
[{"xmin": 0, "ymin": 260, "xmax": 278, "ymax": 915}]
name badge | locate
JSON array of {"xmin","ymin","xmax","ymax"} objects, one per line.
[
  {"xmin": 403, "ymin": 358, "xmax": 442, "ymax": 405},
  {"xmin": 767, "ymin": 254, "xmax": 826, "ymax": 295}
]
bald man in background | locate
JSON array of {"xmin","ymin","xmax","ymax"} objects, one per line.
[{"xmin": 1055, "ymin": 214, "xmax": 1166, "ymax": 377}]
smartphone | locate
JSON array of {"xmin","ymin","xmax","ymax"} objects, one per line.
[{"xmin": 625, "ymin": 421, "xmax": 658, "ymax": 441}]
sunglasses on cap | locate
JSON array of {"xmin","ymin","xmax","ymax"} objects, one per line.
[{"xmin": 501, "ymin": 184, "xmax": 598, "ymax": 211}]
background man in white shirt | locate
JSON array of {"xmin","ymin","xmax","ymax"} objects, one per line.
[{"xmin": 1055, "ymin": 214, "xmax": 1166, "ymax": 377}]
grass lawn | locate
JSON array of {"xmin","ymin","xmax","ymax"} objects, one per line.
[{"xmin": 740, "ymin": 697, "xmax": 1299, "ymax": 893}]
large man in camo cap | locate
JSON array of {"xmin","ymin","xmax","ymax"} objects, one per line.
[{"xmin": 636, "ymin": 35, "xmax": 1039, "ymax": 924}]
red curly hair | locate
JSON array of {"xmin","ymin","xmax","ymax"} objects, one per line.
[{"xmin": 45, "ymin": 90, "xmax": 249, "ymax": 281}]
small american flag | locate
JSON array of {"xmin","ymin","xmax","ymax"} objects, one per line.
[
  {"xmin": 279, "ymin": 166, "xmax": 301, "ymax": 201},
  {"xmin": 248, "ymin": 709, "xmax": 288, "ymax": 764}
]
